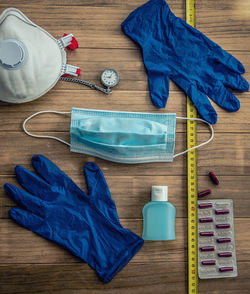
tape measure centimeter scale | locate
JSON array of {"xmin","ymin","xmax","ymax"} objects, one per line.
[{"xmin": 186, "ymin": 0, "xmax": 198, "ymax": 294}]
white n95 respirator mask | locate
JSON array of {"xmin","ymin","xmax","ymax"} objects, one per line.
[{"xmin": 0, "ymin": 8, "xmax": 80, "ymax": 103}]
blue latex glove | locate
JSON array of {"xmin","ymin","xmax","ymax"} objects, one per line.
[
  {"xmin": 4, "ymin": 155, "xmax": 144, "ymax": 283},
  {"xmin": 122, "ymin": 0, "xmax": 249, "ymax": 124}
]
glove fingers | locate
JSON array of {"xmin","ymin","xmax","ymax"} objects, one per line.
[
  {"xmin": 214, "ymin": 50, "xmax": 245, "ymax": 74},
  {"xmin": 187, "ymin": 86, "xmax": 217, "ymax": 124},
  {"xmin": 84, "ymin": 162, "xmax": 121, "ymax": 226},
  {"xmin": 223, "ymin": 72, "xmax": 249, "ymax": 92},
  {"xmin": 15, "ymin": 165, "xmax": 51, "ymax": 198},
  {"xmin": 4, "ymin": 183, "xmax": 47, "ymax": 217},
  {"xmin": 148, "ymin": 73, "xmax": 170, "ymax": 108},
  {"xmin": 208, "ymin": 83, "xmax": 240, "ymax": 112},
  {"xmin": 9, "ymin": 208, "xmax": 45, "ymax": 232},
  {"xmin": 32, "ymin": 155, "xmax": 70, "ymax": 186},
  {"xmin": 84, "ymin": 162, "xmax": 110, "ymax": 196},
  {"xmin": 33, "ymin": 155, "xmax": 88, "ymax": 200}
]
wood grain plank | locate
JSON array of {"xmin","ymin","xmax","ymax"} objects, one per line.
[
  {"xmin": 1, "ymin": 90, "xmax": 250, "ymax": 132},
  {"xmin": 0, "ymin": 0, "xmax": 185, "ymax": 11},
  {"xmin": 0, "ymin": 132, "xmax": 249, "ymax": 176},
  {"xmin": 1, "ymin": 175, "xmax": 250, "ymax": 219},
  {"xmin": 0, "ymin": 262, "xmax": 187, "ymax": 294},
  {"xmin": 0, "ymin": 1, "xmax": 249, "ymax": 50},
  {"xmin": 1, "ymin": 261, "xmax": 250, "ymax": 294},
  {"xmin": 0, "ymin": 262, "xmax": 249, "ymax": 294},
  {"xmin": 0, "ymin": 218, "xmax": 249, "ymax": 264}
]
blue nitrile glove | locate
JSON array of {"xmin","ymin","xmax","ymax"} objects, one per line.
[
  {"xmin": 4, "ymin": 155, "xmax": 144, "ymax": 283},
  {"xmin": 121, "ymin": 0, "xmax": 249, "ymax": 124}
]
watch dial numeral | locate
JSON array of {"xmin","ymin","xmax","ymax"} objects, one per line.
[{"xmin": 101, "ymin": 69, "xmax": 119, "ymax": 87}]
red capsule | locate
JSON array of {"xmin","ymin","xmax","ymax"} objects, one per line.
[
  {"xmin": 209, "ymin": 172, "xmax": 220, "ymax": 185},
  {"xmin": 200, "ymin": 246, "xmax": 215, "ymax": 252},
  {"xmin": 219, "ymin": 267, "xmax": 234, "ymax": 272},
  {"xmin": 216, "ymin": 224, "xmax": 230, "ymax": 229},
  {"xmin": 215, "ymin": 209, "xmax": 230, "ymax": 215},
  {"xmin": 200, "ymin": 231, "xmax": 214, "ymax": 237},
  {"xmin": 202, "ymin": 260, "xmax": 216, "ymax": 266},
  {"xmin": 199, "ymin": 203, "xmax": 213, "ymax": 209},
  {"xmin": 199, "ymin": 217, "xmax": 213, "ymax": 223},
  {"xmin": 218, "ymin": 252, "xmax": 232, "ymax": 258},
  {"xmin": 217, "ymin": 238, "xmax": 231, "ymax": 243},
  {"xmin": 198, "ymin": 189, "xmax": 211, "ymax": 198}
]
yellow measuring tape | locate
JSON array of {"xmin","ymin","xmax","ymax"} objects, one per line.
[{"xmin": 186, "ymin": 0, "xmax": 198, "ymax": 293}]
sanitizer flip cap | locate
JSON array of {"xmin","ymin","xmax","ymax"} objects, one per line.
[
  {"xmin": 0, "ymin": 8, "xmax": 80, "ymax": 103},
  {"xmin": 151, "ymin": 186, "xmax": 168, "ymax": 201}
]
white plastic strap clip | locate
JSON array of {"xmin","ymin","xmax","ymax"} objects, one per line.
[
  {"xmin": 63, "ymin": 64, "xmax": 81, "ymax": 77},
  {"xmin": 58, "ymin": 34, "xmax": 73, "ymax": 48}
]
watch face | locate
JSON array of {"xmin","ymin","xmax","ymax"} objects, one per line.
[{"xmin": 101, "ymin": 69, "xmax": 119, "ymax": 88}]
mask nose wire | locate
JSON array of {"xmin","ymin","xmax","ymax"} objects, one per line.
[
  {"xmin": 22, "ymin": 110, "xmax": 71, "ymax": 147},
  {"xmin": 173, "ymin": 117, "xmax": 214, "ymax": 158}
]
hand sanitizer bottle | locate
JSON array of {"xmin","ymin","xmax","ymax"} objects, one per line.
[{"xmin": 142, "ymin": 186, "xmax": 176, "ymax": 240}]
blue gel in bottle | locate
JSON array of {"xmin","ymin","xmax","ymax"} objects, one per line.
[{"xmin": 142, "ymin": 186, "xmax": 176, "ymax": 241}]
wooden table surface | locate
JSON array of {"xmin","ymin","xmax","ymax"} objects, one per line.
[{"xmin": 0, "ymin": 0, "xmax": 250, "ymax": 293}]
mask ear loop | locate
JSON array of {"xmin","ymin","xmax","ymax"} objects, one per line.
[
  {"xmin": 23, "ymin": 110, "xmax": 71, "ymax": 147},
  {"xmin": 173, "ymin": 117, "xmax": 214, "ymax": 158}
]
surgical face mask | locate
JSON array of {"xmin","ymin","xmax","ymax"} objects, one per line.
[
  {"xmin": 0, "ymin": 8, "xmax": 80, "ymax": 104},
  {"xmin": 23, "ymin": 108, "xmax": 214, "ymax": 164}
]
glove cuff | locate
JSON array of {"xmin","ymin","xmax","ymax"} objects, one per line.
[{"xmin": 97, "ymin": 233, "xmax": 144, "ymax": 283}]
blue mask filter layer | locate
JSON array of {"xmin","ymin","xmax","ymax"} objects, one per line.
[{"xmin": 70, "ymin": 108, "xmax": 176, "ymax": 164}]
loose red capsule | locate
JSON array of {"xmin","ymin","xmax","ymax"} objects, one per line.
[
  {"xmin": 198, "ymin": 189, "xmax": 211, "ymax": 198},
  {"xmin": 209, "ymin": 172, "xmax": 220, "ymax": 185}
]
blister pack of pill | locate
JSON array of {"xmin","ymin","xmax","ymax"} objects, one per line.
[{"xmin": 198, "ymin": 199, "xmax": 237, "ymax": 279}]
